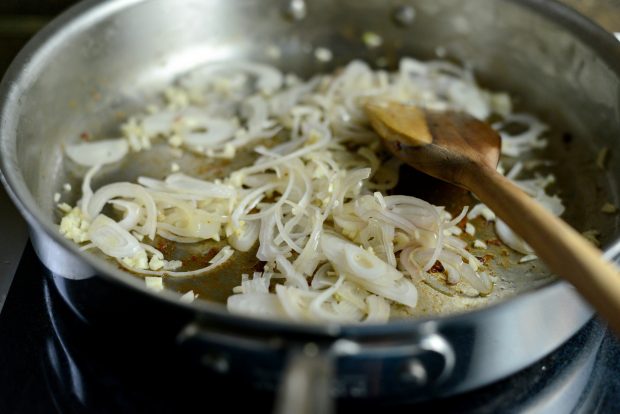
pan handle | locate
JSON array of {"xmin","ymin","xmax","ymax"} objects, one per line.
[
  {"xmin": 273, "ymin": 339, "xmax": 359, "ymax": 414},
  {"xmin": 178, "ymin": 321, "xmax": 455, "ymax": 412},
  {"xmin": 273, "ymin": 332, "xmax": 455, "ymax": 413},
  {"xmin": 178, "ymin": 322, "xmax": 340, "ymax": 414},
  {"xmin": 274, "ymin": 344, "xmax": 334, "ymax": 414}
]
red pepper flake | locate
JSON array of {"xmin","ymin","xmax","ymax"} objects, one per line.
[
  {"xmin": 155, "ymin": 238, "xmax": 175, "ymax": 256},
  {"xmin": 486, "ymin": 239, "xmax": 502, "ymax": 246},
  {"xmin": 476, "ymin": 254, "xmax": 494, "ymax": 265},
  {"xmin": 80, "ymin": 132, "xmax": 90, "ymax": 141},
  {"xmin": 456, "ymin": 216, "xmax": 468, "ymax": 229}
]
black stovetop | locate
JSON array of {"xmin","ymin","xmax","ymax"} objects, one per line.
[{"xmin": 0, "ymin": 242, "xmax": 619, "ymax": 414}]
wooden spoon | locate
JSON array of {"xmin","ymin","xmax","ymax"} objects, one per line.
[{"xmin": 365, "ymin": 100, "xmax": 620, "ymax": 333}]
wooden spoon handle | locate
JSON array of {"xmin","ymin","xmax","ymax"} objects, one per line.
[{"xmin": 464, "ymin": 165, "xmax": 620, "ymax": 333}]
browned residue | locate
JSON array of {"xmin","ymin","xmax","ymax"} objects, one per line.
[
  {"xmin": 476, "ymin": 254, "xmax": 494, "ymax": 265},
  {"xmin": 252, "ymin": 261, "xmax": 266, "ymax": 273},
  {"xmin": 429, "ymin": 260, "xmax": 445, "ymax": 273},
  {"xmin": 154, "ymin": 236, "xmax": 176, "ymax": 257},
  {"xmin": 186, "ymin": 248, "xmax": 218, "ymax": 269}
]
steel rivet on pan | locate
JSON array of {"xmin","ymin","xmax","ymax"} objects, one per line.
[
  {"xmin": 403, "ymin": 359, "xmax": 428, "ymax": 385},
  {"xmin": 201, "ymin": 353, "xmax": 230, "ymax": 374}
]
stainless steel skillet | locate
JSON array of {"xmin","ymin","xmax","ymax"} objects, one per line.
[{"xmin": 1, "ymin": 0, "xmax": 620, "ymax": 409}]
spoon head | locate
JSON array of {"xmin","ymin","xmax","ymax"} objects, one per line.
[{"xmin": 365, "ymin": 101, "xmax": 501, "ymax": 189}]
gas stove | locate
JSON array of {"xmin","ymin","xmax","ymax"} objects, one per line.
[{"xmin": 0, "ymin": 241, "xmax": 618, "ymax": 413}]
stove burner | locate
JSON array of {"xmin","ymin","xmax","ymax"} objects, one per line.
[{"xmin": 1, "ymin": 244, "xmax": 619, "ymax": 413}]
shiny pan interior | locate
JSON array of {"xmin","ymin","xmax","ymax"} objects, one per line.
[{"xmin": 1, "ymin": 0, "xmax": 620, "ymax": 334}]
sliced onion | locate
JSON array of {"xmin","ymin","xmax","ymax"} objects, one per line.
[
  {"xmin": 109, "ymin": 200, "xmax": 142, "ymax": 230},
  {"xmin": 156, "ymin": 229, "xmax": 202, "ymax": 244},
  {"xmin": 242, "ymin": 95, "xmax": 270, "ymax": 133},
  {"xmin": 364, "ymin": 295, "xmax": 391, "ymax": 323},
  {"xmin": 321, "ymin": 233, "xmax": 399, "ymax": 283},
  {"xmin": 493, "ymin": 113, "xmax": 548, "ymax": 157},
  {"xmin": 256, "ymin": 213, "xmax": 286, "ymax": 261},
  {"xmin": 227, "ymin": 293, "xmax": 285, "ymax": 318},
  {"xmin": 141, "ymin": 243, "xmax": 164, "ymax": 259},
  {"xmin": 495, "ymin": 219, "xmax": 533, "ymax": 254},
  {"xmin": 423, "ymin": 219, "xmax": 444, "ymax": 272},
  {"xmin": 459, "ymin": 264, "xmax": 493, "ymax": 295},
  {"xmin": 270, "ymin": 77, "xmax": 321, "ymax": 116},
  {"xmin": 275, "ymin": 255, "xmax": 308, "ymax": 290},
  {"xmin": 467, "ymin": 204, "xmax": 496, "ymax": 221},
  {"xmin": 335, "ymin": 281, "xmax": 368, "ymax": 311},
  {"xmin": 88, "ymin": 214, "xmax": 142, "ymax": 258},
  {"xmin": 78, "ymin": 164, "xmax": 101, "ymax": 212},
  {"xmin": 141, "ymin": 111, "xmax": 176, "ymax": 136},
  {"xmin": 400, "ymin": 247, "xmax": 453, "ymax": 296},
  {"xmin": 400, "ymin": 57, "xmax": 430, "ymax": 77},
  {"xmin": 229, "ymin": 220, "xmax": 260, "ymax": 252},
  {"xmin": 158, "ymin": 220, "xmax": 220, "ymax": 241},
  {"xmin": 66, "ymin": 139, "xmax": 128, "ymax": 167},
  {"xmin": 321, "ymin": 233, "xmax": 417, "ymax": 308},
  {"xmin": 310, "ymin": 263, "xmax": 335, "ymax": 290},
  {"xmin": 238, "ymin": 62, "xmax": 283, "ymax": 94},
  {"xmin": 165, "ymin": 174, "xmax": 235, "ymax": 198},
  {"xmin": 275, "ymin": 284, "xmax": 319, "ymax": 321},
  {"xmin": 87, "ymin": 182, "xmax": 157, "ymax": 239},
  {"xmin": 241, "ymin": 123, "xmax": 331, "ymax": 175},
  {"xmin": 359, "ymin": 276, "xmax": 418, "ymax": 308},
  {"xmin": 235, "ymin": 272, "xmax": 274, "ymax": 294},
  {"xmin": 343, "ymin": 243, "xmax": 399, "ymax": 283},
  {"xmin": 210, "ymin": 246, "xmax": 234, "ymax": 264},
  {"xmin": 309, "ymin": 274, "xmax": 347, "ymax": 321},
  {"xmin": 182, "ymin": 61, "xmax": 283, "ymax": 94},
  {"xmin": 183, "ymin": 118, "xmax": 237, "ymax": 148},
  {"xmin": 447, "ymin": 80, "xmax": 489, "ymax": 120},
  {"xmin": 293, "ymin": 208, "xmax": 324, "ymax": 275}
]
